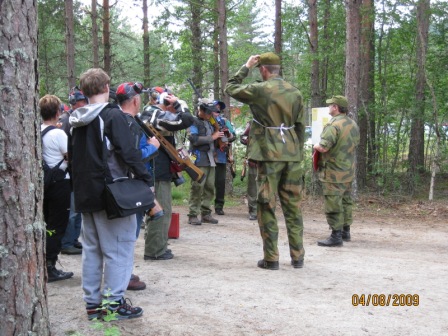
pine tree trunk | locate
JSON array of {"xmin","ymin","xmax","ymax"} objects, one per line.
[
  {"xmin": 92, "ymin": 0, "xmax": 99, "ymax": 68},
  {"xmin": 65, "ymin": 0, "xmax": 76, "ymax": 88},
  {"xmin": 143, "ymin": 0, "xmax": 150, "ymax": 90},
  {"xmin": 345, "ymin": 0, "xmax": 361, "ymax": 198},
  {"xmin": 103, "ymin": 0, "xmax": 111, "ymax": 75},
  {"xmin": 0, "ymin": 0, "xmax": 50, "ymax": 334}
]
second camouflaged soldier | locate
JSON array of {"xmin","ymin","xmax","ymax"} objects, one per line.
[
  {"xmin": 226, "ymin": 52, "xmax": 306, "ymax": 270},
  {"xmin": 314, "ymin": 95, "xmax": 360, "ymax": 246}
]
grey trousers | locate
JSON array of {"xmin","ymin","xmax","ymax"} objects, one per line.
[
  {"xmin": 81, "ymin": 210, "xmax": 136, "ymax": 305},
  {"xmin": 144, "ymin": 180, "xmax": 172, "ymax": 257}
]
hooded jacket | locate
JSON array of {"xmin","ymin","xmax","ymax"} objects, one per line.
[{"xmin": 68, "ymin": 103, "xmax": 152, "ymax": 213}]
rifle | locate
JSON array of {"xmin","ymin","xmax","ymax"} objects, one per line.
[
  {"xmin": 134, "ymin": 115, "xmax": 205, "ymax": 183},
  {"xmin": 227, "ymin": 145, "xmax": 236, "ymax": 179}
]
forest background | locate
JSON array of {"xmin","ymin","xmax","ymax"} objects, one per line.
[{"xmin": 39, "ymin": 0, "xmax": 448, "ymax": 199}]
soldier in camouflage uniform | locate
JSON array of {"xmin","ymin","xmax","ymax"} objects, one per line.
[
  {"xmin": 314, "ymin": 95, "xmax": 360, "ymax": 246},
  {"xmin": 225, "ymin": 52, "xmax": 306, "ymax": 270}
]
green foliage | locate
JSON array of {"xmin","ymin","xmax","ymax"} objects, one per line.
[{"xmin": 35, "ymin": 0, "xmax": 448, "ymax": 198}]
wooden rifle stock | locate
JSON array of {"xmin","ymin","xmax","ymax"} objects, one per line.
[{"xmin": 134, "ymin": 115, "xmax": 205, "ymax": 183}]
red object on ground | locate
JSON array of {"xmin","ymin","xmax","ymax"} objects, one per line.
[{"xmin": 168, "ymin": 213, "xmax": 180, "ymax": 239}]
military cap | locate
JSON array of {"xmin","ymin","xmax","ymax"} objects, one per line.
[
  {"xmin": 326, "ymin": 95, "xmax": 348, "ymax": 108},
  {"xmin": 256, "ymin": 52, "xmax": 281, "ymax": 67}
]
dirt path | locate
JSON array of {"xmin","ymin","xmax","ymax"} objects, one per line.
[{"xmin": 48, "ymin": 200, "xmax": 448, "ymax": 336}]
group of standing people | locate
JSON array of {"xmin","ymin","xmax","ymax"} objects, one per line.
[{"xmin": 39, "ymin": 51, "xmax": 359, "ymax": 321}]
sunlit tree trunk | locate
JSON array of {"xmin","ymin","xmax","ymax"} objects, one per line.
[
  {"xmin": 408, "ymin": 0, "xmax": 430, "ymax": 193},
  {"xmin": 345, "ymin": 0, "xmax": 361, "ymax": 197},
  {"xmin": 0, "ymin": 0, "xmax": 50, "ymax": 334},
  {"xmin": 65, "ymin": 0, "xmax": 76, "ymax": 88}
]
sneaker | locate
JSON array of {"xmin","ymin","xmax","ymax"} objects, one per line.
[
  {"xmin": 144, "ymin": 250, "xmax": 174, "ymax": 261},
  {"xmin": 188, "ymin": 216, "xmax": 202, "ymax": 225},
  {"xmin": 249, "ymin": 214, "xmax": 257, "ymax": 220},
  {"xmin": 74, "ymin": 241, "xmax": 83, "ymax": 249},
  {"xmin": 47, "ymin": 265, "xmax": 74, "ymax": 282},
  {"xmin": 107, "ymin": 298, "xmax": 143, "ymax": 320},
  {"xmin": 215, "ymin": 208, "xmax": 225, "ymax": 215},
  {"xmin": 61, "ymin": 246, "xmax": 82, "ymax": 255},
  {"xmin": 202, "ymin": 214, "xmax": 218, "ymax": 224},
  {"xmin": 86, "ymin": 303, "xmax": 103, "ymax": 321}
]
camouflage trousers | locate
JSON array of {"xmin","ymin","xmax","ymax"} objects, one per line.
[
  {"xmin": 247, "ymin": 164, "xmax": 258, "ymax": 216},
  {"xmin": 256, "ymin": 161, "xmax": 305, "ymax": 262},
  {"xmin": 188, "ymin": 166, "xmax": 215, "ymax": 217},
  {"xmin": 322, "ymin": 182, "xmax": 353, "ymax": 231}
]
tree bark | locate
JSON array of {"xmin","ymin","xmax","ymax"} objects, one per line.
[
  {"xmin": 357, "ymin": 0, "xmax": 375, "ymax": 189},
  {"xmin": 189, "ymin": 0, "xmax": 204, "ymax": 106},
  {"xmin": 92, "ymin": 0, "xmax": 100, "ymax": 68},
  {"xmin": 274, "ymin": 0, "xmax": 282, "ymax": 76},
  {"xmin": 345, "ymin": 0, "xmax": 361, "ymax": 198},
  {"xmin": 65, "ymin": 0, "xmax": 76, "ymax": 88},
  {"xmin": 408, "ymin": 0, "xmax": 430, "ymax": 193},
  {"xmin": 217, "ymin": 0, "xmax": 232, "ymax": 194},
  {"xmin": 0, "ymin": 0, "xmax": 50, "ymax": 334},
  {"xmin": 308, "ymin": 0, "xmax": 320, "ymax": 108},
  {"xmin": 103, "ymin": 0, "xmax": 111, "ymax": 75}
]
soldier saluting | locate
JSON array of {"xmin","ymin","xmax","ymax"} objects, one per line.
[{"xmin": 226, "ymin": 52, "xmax": 306, "ymax": 270}]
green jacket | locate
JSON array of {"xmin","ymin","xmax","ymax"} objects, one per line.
[
  {"xmin": 225, "ymin": 65, "xmax": 305, "ymax": 162},
  {"xmin": 318, "ymin": 114, "xmax": 360, "ymax": 183}
]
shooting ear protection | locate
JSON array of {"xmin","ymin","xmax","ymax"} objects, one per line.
[{"xmin": 69, "ymin": 86, "xmax": 87, "ymax": 105}]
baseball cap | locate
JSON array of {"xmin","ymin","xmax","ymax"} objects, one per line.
[
  {"xmin": 213, "ymin": 100, "xmax": 226, "ymax": 111},
  {"xmin": 116, "ymin": 82, "xmax": 146, "ymax": 103},
  {"xmin": 326, "ymin": 95, "xmax": 348, "ymax": 108},
  {"xmin": 199, "ymin": 98, "xmax": 218, "ymax": 114},
  {"xmin": 256, "ymin": 52, "xmax": 281, "ymax": 67}
]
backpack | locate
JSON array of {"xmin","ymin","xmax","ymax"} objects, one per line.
[{"xmin": 41, "ymin": 126, "xmax": 67, "ymax": 191}]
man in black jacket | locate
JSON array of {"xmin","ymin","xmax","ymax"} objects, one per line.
[{"xmin": 69, "ymin": 68, "xmax": 152, "ymax": 320}]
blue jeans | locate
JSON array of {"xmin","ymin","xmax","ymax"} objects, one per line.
[{"xmin": 61, "ymin": 192, "xmax": 82, "ymax": 249}]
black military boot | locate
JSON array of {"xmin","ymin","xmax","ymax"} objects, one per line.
[
  {"xmin": 47, "ymin": 260, "xmax": 74, "ymax": 283},
  {"xmin": 317, "ymin": 230, "xmax": 343, "ymax": 247},
  {"xmin": 342, "ymin": 226, "xmax": 351, "ymax": 241},
  {"xmin": 257, "ymin": 259, "xmax": 279, "ymax": 270}
]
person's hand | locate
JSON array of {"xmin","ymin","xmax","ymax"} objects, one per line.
[
  {"xmin": 212, "ymin": 131, "xmax": 225, "ymax": 140},
  {"xmin": 147, "ymin": 137, "xmax": 160, "ymax": 149},
  {"xmin": 245, "ymin": 55, "xmax": 260, "ymax": 69}
]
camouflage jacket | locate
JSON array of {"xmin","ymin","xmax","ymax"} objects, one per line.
[
  {"xmin": 225, "ymin": 65, "xmax": 305, "ymax": 162},
  {"xmin": 318, "ymin": 114, "xmax": 360, "ymax": 183}
]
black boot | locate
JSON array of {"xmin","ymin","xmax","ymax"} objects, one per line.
[
  {"xmin": 47, "ymin": 260, "xmax": 74, "ymax": 283},
  {"xmin": 317, "ymin": 230, "xmax": 343, "ymax": 247},
  {"xmin": 342, "ymin": 226, "xmax": 351, "ymax": 241}
]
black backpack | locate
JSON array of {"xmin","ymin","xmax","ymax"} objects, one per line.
[{"xmin": 41, "ymin": 126, "xmax": 67, "ymax": 191}]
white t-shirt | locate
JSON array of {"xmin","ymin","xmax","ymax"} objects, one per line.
[{"xmin": 41, "ymin": 125, "xmax": 69, "ymax": 177}]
